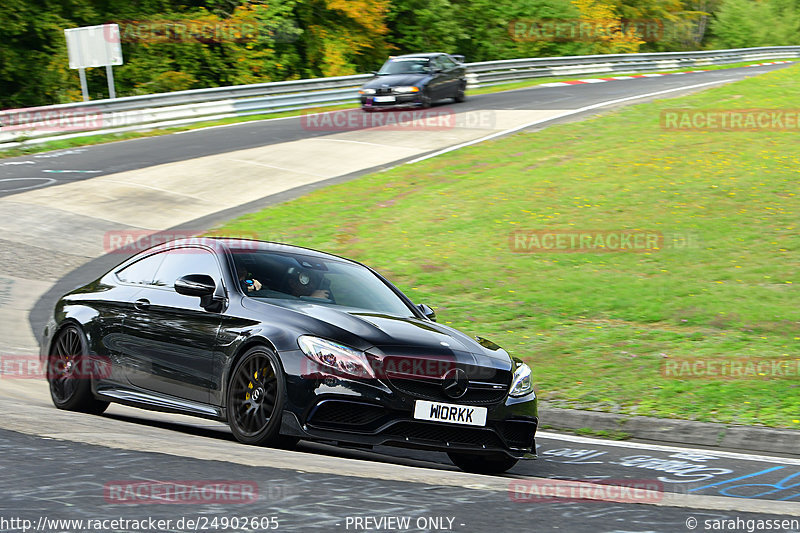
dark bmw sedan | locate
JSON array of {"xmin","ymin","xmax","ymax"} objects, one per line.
[
  {"xmin": 41, "ymin": 238, "xmax": 537, "ymax": 474},
  {"xmin": 359, "ymin": 53, "xmax": 467, "ymax": 111}
]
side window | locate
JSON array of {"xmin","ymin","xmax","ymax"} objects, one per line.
[
  {"xmin": 440, "ymin": 56, "xmax": 456, "ymax": 70},
  {"xmin": 152, "ymin": 248, "xmax": 222, "ymax": 288},
  {"xmin": 115, "ymin": 253, "xmax": 165, "ymax": 285}
]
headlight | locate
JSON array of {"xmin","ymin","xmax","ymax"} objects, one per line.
[
  {"xmin": 509, "ymin": 361, "xmax": 534, "ymax": 397},
  {"xmin": 393, "ymin": 86, "xmax": 420, "ymax": 93},
  {"xmin": 359, "ymin": 88, "xmax": 376, "ymax": 95},
  {"xmin": 298, "ymin": 336, "xmax": 375, "ymax": 379}
]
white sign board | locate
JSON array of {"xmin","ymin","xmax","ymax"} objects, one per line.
[{"xmin": 64, "ymin": 24, "xmax": 123, "ymax": 69}]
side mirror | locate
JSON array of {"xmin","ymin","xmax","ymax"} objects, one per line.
[
  {"xmin": 175, "ymin": 274, "xmax": 216, "ymax": 297},
  {"xmin": 176, "ymin": 274, "xmax": 225, "ymax": 311},
  {"xmin": 417, "ymin": 303, "xmax": 436, "ymax": 321}
]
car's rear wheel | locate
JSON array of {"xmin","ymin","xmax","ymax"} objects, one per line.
[
  {"xmin": 48, "ymin": 324, "xmax": 109, "ymax": 414},
  {"xmin": 447, "ymin": 451, "xmax": 519, "ymax": 474},
  {"xmin": 227, "ymin": 346, "xmax": 297, "ymax": 448}
]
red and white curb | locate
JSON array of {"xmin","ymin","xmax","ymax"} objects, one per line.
[
  {"xmin": 540, "ymin": 71, "xmax": 707, "ymax": 87},
  {"xmin": 747, "ymin": 60, "xmax": 794, "ymax": 66},
  {"xmin": 539, "ymin": 61, "xmax": 794, "ymax": 88}
]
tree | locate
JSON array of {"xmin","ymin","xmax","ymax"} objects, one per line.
[
  {"xmin": 452, "ymin": 0, "xmax": 596, "ymax": 62},
  {"xmin": 386, "ymin": 0, "xmax": 466, "ymax": 55},
  {"xmin": 294, "ymin": 0, "xmax": 391, "ymax": 76},
  {"xmin": 710, "ymin": 0, "xmax": 800, "ymax": 48}
]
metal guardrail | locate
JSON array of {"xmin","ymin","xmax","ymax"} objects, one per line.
[
  {"xmin": 467, "ymin": 46, "xmax": 800, "ymax": 87},
  {"xmin": 1, "ymin": 46, "xmax": 798, "ymax": 148}
]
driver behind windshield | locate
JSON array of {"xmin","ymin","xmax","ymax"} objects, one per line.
[{"xmin": 237, "ymin": 264, "xmax": 262, "ymax": 293}]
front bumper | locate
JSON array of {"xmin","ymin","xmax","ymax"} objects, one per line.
[
  {"xmin": 279, "ymin": 349, "xmax": 538, "ymax": 459},
  {"xmin": 360, "ymin": 94, "xmax": 424, "ymax": 109}
]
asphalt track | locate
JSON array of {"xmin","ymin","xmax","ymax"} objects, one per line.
[{"xmin": 1, "ymin": 63, "xmax": 798, "ymax": 532}]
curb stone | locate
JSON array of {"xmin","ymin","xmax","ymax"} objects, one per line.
[{"xmin": 540, "ymin": 402, "xmax": 800, "ymax": 456}]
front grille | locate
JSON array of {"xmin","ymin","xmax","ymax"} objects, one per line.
[
  {"xmin": 499, "ymin": 419, "xmax": 537, "ymax": 449},
  {"xmin": 375, "ymin": 87, "xmax": 392, "ymax": 95},
  {"xmin": 307, "ymin": 400, "xmax": 388, "ymax": 430},
  {"xmin": 386, "ymin": 421, "xmax": 505, "ymax": 449},
  {"xmin": 375, "ymin": 356, "xmax": 511, "ymax": 405}
]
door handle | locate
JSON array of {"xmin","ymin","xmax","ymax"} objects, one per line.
[{"xmin": 134, "ymin": 298, "xmax": 150, "ymax": 311}]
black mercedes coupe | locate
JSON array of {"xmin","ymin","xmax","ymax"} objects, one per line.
[
  {"xmin": 359, "ymin": 53, "xmax": 467, "ymax": 111},
  {"xmin": 41, "ymin": 238, "xmax": 538, "ymax": 474}
]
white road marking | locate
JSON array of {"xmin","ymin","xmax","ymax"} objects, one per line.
[
  {"xmin": 538, "ymin": 431, "xmax": 800, "ymax": 465},
  {"xmin": 401, "ymin": 79, "xmax": 734, "ymax": 166},
  {"xmin": 0, "ymin": 177, "xmax": 56, "ymax": 192},
  {"xmin": 42, "ymin": 170, "xmax": 101, "ymax": 173}
]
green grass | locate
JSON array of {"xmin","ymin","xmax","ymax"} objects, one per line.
[
  {"xmin": 2, "ymin": 58, "xmax": 794, "ymax": 160},
  {"xmin": 214, "ymin": 62, "xmax": 800, "ymax": 429}
]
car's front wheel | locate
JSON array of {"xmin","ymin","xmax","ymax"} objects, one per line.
[
  {"xmin": 454, "ymin": 82, "xmax": 466, "ymax": 103},
  {"xmin": 47, "ymin": 324, "xmax": 109, "ymax": 415},
  {"xmin": 447, "ymin": 451, "xmax": 519, "ymax": 474},
  {"xmin": 227, "ymin": 346, "xmax": 297, "ymax": 448},
  {"xmin": 420, "ymin": 90, "xmax": 432, "ymax": 109}
]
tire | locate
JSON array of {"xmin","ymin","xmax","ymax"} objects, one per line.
[
  {"xmin": 227, "ymin": 346, "xmax": 297, "ymax": 448},
  {"xmin": 420, "ymin": 90, "xmax": 432, "ymax": 109},
  {"xmin": 47, "ymin": 324, "xmax": 109, "ymax": 415},
  {"xmin": 362, "ymin": 107, "xmax": 375, "ymax": 113},
  {"xmin": 454, "ymin": 83, "xmax": 466, "ymax": 103},
  {"xmin": 447, "ymin": 451, "xmax": 519, "ymax": 474}
]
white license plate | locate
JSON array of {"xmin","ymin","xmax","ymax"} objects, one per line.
[
  {"xmin": 413, "ymin": 400, "xmax": 487, "ymax": 427},
  {"xmin": 373, "ymin": 95, "xmax": 396, "ymax": 103}
]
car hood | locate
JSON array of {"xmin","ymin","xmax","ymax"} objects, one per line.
[
  {"xmin": 362, "ymin": 74, "xmax": 429, "ymax": 89},
  {"xmin": 249, "ymin": 298, "xmax": 510, "ymax": 364}
]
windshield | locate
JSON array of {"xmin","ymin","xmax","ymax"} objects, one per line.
[
  {"xmin": 377, "ymin": 58, "xmax": 431, "ymax": 75},
  {"xmin": 230, "ymin": 249, "xmax": 414, "ymax": 318}
]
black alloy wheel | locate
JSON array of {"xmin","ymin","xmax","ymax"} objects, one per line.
[
  {"xmin": 227, "ymin": 346, "xmax": 297, "ymax": 448},
  {"xmin": 48, "ymin": 324, "xmax": 109, "ymax": 414}
]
